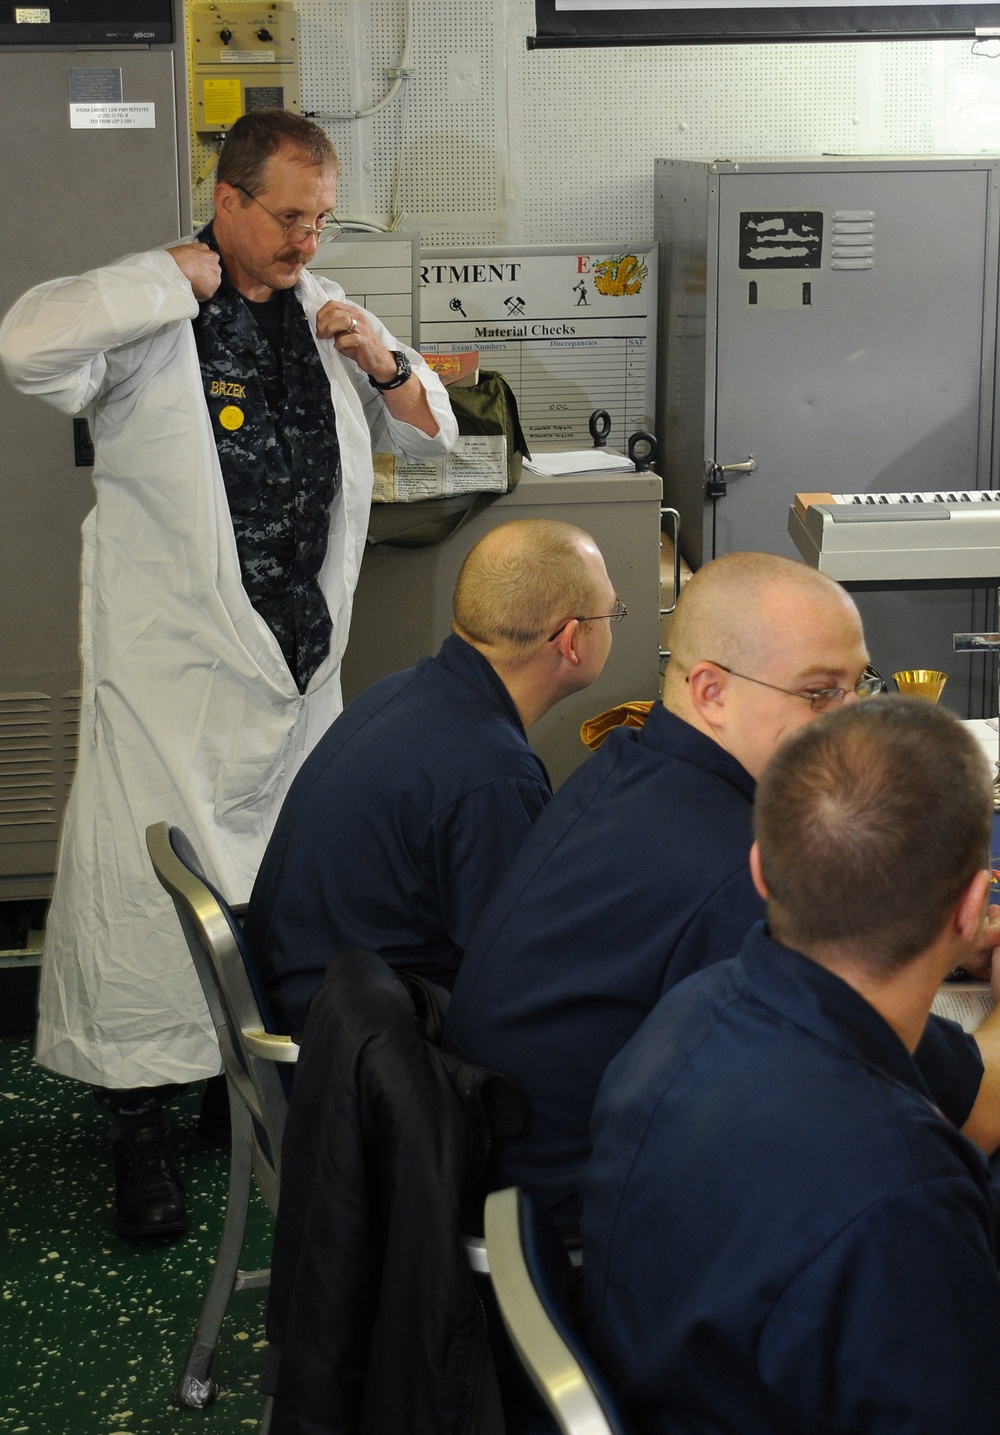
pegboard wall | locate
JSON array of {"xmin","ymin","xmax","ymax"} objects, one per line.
[
  {"xmin": 185, "ymin": 0, "xmax": 509, "ymax": 237},
  {"xmin": 185, "ymin": 0, "xmax": 1000, "ymax": 244}
]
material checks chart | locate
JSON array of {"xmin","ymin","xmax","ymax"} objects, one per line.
[{"xmin": 418, "ymin": 245, "xmax": 657, "ymax": 450}]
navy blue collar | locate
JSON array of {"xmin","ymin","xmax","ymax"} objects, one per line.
[
  {"xmin": 195, "ymin": 219, "xmax": 222, "ymax": 272},
  {"xmin": 195, "ymin": 219, "xmax": 287, "ymax": 310},
  {"xmin": 639, "ymin": 703, "xmax": 756, "ymax": 804},
  {"xmin": 433, "ymin": 633, "xmax": 528, "ymax": 738},
  {"xmin": 736, "ymin": 922, "xmax": 935, "ymax": 1103}
]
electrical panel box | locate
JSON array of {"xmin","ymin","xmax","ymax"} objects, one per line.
[{"xmin": 189, "ymin": 0, "xmax": 300, "ymax": 136}]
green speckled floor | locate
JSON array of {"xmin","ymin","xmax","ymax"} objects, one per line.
[{"xmin": 1, "ymin": 1038, "xmax": 272, "ymax": 1433}]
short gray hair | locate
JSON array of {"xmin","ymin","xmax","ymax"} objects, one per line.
[{"xmin": 755, "ymin": 697, "xmax": 992, "ymax": 972}]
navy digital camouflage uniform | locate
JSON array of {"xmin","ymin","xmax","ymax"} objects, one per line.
[{"xmin": 192, "ymin": 223, "xmax": 341, "ymax": 693}]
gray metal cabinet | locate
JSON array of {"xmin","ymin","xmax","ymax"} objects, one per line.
[
  {"xmin": 654, "ymin": 156, "xmax": 1000, "ymax": 714},
  {"xmin": 0, "ymin": 19, "xmax": 190, "ymax": 898}
]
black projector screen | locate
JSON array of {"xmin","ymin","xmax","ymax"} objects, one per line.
[{"xmin": 530, "ymin": 0, "xmax": 1000, "ymax": 45}]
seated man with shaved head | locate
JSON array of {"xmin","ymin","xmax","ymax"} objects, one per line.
[
  {"xmin": 443, "ymin": 551, "xmax": 1000, "ymax": 1220},
  {"xmin": 582, "ymin": 698, "xmax": 1000, "ymax": 1435},
  {"xmin": 244, "ymin": 517, "xmax": 618, "ymax": 1034}
]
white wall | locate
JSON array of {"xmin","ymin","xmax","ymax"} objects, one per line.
[{"xmin": 189, "ymin": 0, "xmax": 1000, "ymax": 245}]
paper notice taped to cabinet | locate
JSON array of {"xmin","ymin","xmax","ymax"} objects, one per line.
[{"xmin": 372, "ymin": 435, "xmax": 508, "ymax": 504}]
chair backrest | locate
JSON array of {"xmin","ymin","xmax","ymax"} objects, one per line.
[
  {"xmin": 145, "ymin": 821, "xmax": 296, "ymax": 1213},
  {"xmin": 483, "ymin": 1186, "xmax": 631, "ymax": 1435}
]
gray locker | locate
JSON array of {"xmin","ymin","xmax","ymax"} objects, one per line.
[
  {"xmin": 654, "ymin": 156, "xmax": 1000, "ymax": 716},
  {"xmin": 343, "ymin": 467, "xmax": 663, "ymax": 791},
  {"xmin": 0, "ymin": 10, "xmax": 190, "ymax": 899}
]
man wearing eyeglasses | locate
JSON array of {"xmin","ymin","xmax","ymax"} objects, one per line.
[
  {"xmin": 246, "ymin": 517, "xmax": 619, "ymax": 1035},
  {"xmin": 443, "ymin": 550, "xmax": 1000, "ymax": 1222},
  {"xmin": 0, "ymin": 109, "xmax": 455, "ymax": 1238}
]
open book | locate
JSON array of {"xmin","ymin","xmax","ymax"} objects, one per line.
[{"xmin": 931, "ymin": 981, "xmax": 995, "ymax": 1034}]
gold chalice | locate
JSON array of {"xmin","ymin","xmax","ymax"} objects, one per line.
[{"xmin": 892, "ymin": 669, "xmax": 948, "ymax": 703}]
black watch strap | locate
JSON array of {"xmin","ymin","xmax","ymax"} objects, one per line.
[{"xmin": 369, "ymin": 349, "xmax": 412, "ymax": 392}]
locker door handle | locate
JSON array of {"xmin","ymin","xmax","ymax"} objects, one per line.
[
  {"xmin": 707, "ymin": 456, "xmax": 757, "ymax": 478},
  {"xmin": 660, "ymin": 506, "xmax": 682, "ymax": 619}
]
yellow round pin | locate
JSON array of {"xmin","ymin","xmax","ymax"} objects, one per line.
[{"xmin": 218, "ymin": 405, "xmax": 245, "ymax": 431}]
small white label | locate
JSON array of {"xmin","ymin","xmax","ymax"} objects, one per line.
[
  {"xmin": 221, "ymin": 49, "xmax": 275, "ymax": 63},
  {"xmin": 69, "ymin": 103, "xmax": 156, "ymax": 130},
  {"xmin": 15, "ymin": 8, "xmax": 50, "ymax": 21}
]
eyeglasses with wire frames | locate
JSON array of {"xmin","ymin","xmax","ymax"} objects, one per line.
[
  {"xmin": 234, "ymin": 184, "xmax": 343, "ymax": 243},
  {"xmin": 697, "ymin": 661, "xmax": 884, "ymax": 713},
  {"xmin": 548, "ymin": 598, "xmax": 628, "ymax": 643}
]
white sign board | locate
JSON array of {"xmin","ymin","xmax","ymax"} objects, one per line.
[{"xmin": 418, "ymin": 244, "xmax": 657, "ymax": 450}]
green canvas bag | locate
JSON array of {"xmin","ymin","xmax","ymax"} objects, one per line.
[{"xmin": 369, "ymin": 371, "xmax": 531, "ymax": 549}]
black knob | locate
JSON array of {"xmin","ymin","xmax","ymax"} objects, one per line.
[
  {"xmin": 257, "ymin": 27, "xmax": 273, "ymax": 40},
  {"xmin": 219, "ymin": 27, "xmax": 232, "ymax": 43},
  {"xmin": 588, "ymin": 409, "xmax": 611, "ymax": 449},
  {"xmin": 628, "ymin": 431, "xmax": 657, "ymax": 473}
]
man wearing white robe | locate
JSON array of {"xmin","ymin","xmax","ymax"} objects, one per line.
[{"xmin": 0, "ymin": 110, "xmax": 455, "ymax": 1235}]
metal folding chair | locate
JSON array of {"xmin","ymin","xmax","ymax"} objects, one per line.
[
  {"xmin": 484, "ymin": 1186, "xmax": 632, "ymax": 1435},
  {"xmin": 145, "ymin": 821, "xmax": 296, "ymax": 1424}
]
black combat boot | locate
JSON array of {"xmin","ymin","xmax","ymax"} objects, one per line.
[{"xmin": 112, "ymin": 1119, "xmax": 188, "ymax": 1238}]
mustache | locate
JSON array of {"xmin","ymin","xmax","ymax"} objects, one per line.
[{"xmin": 276, "ymin": 250, "xmax": 305, "ymax": 265}]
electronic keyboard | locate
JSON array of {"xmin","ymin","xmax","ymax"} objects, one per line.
[{"xmin": 788, "ymin": 490, "xmax": 1000, "ymax": 582}]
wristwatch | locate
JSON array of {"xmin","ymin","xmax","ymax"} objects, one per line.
[{"xmin": 369, "ymin": 349, "xmax": 412, "ymax": 391}]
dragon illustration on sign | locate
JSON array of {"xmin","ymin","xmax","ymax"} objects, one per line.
[{"xmin": 593, "ymin": 252, "xmax": 647, "ymax": 296}]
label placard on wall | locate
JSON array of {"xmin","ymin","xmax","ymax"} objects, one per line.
[
  {"xmin": 202, "ymin": 78, "xmax": 242, "ymax": 128},
  {"xmin": 69, "ymin": 103, "xmax": 156, "ymax": 129},
  {"xmin": 220, "ymin": 49, "xmax": 275, "ymax": 63},
  {"xmin": 68, "ymin": 68, "xmax": 123, "ymax": 104}
]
